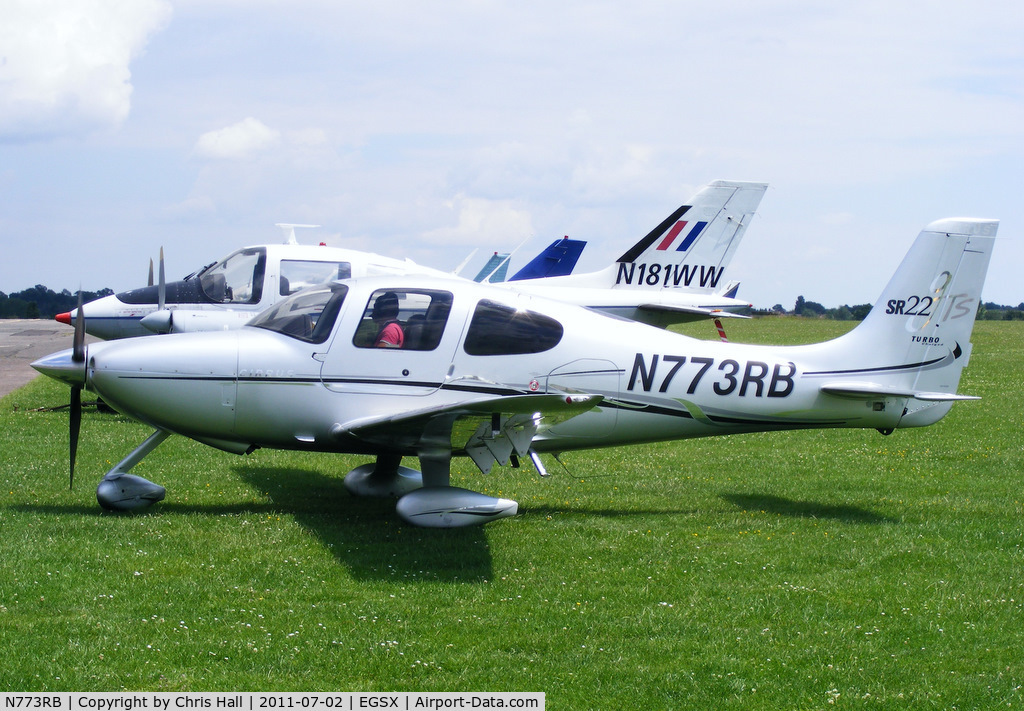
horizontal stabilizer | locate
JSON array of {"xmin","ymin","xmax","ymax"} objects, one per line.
[
  {"xmin": 638, "ymin": 303, "xmax": 751, "ymax": 320},
  {"xmin": 820, "ymin": 382, "xmax": 980, "ymax": 402}
]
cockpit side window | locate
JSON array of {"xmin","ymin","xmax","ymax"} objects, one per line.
[
  {"xmin": 280, "ymin": 260, "xmax": 352, "ymax": 296},
  {"xmin": 199, "ymin": 248, "xmax": 266, "ymax": 304},
  {"xmin": 249, "ymin": 283, "xmax": 348, "ymax": 343},
  {"xmin": 353, "ymin": 290, "xmax": 453, "ymax": 351},
  {"xmin": 463, "ymin": 300, "xmax": 563, "ymax": 356},
  {"xmin": 115, "ymin": 248, "xmax": 268, "ymax": 306}
]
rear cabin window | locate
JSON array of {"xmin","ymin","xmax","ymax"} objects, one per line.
[
  {"xmin": 279, "ymin": 260, "xmax": 352, "ymax": 296},
  {"xmin": 353, "ymin": 290, "xmax": 454, "ymax": 351},
  {"xmin": 463, "ymin": 300, "xmax": 563, "ymax": 356}
]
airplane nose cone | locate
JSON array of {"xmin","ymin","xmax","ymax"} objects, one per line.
[
  {"xmin": 88, "ymin": 332, "xmax": 240, "ymax": 435},
  {"xmin": 31, "ymin": 348, "xmax": 86, "ymax": 387},
  {"xmin": 56, "ymin": 311, "xmax": 73, "ymax": 326}
]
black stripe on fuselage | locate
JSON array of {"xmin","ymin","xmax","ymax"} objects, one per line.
[{"xmin": 803, "ymin": 354, "xmax": 947, "ymax": 377}]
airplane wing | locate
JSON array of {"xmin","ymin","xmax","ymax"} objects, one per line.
[
  {"xmin": 637, "ymin": 303, "xmax": 752, "ymax": 321},
  {"xmin": 819, "ymin": 382, "xmax": 980, "ymax": 402},
  {"xmin": 332, "ymin": 392, "xmax": 603, "ymax": 473}
]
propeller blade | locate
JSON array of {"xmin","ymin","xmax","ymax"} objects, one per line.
[
  {"xmin": 158, "ymin": 247, "xmax": 166, "ymax": 311},
  {"xmin": 72, "ymin": 290, "xmax": 86, "ymax": 363},
  {"xmin": 148, "ymin": 258, "xmax": 154, "ymax": 287},
  {"xmin": 69, "ymin": 290, "xmax": 87, "ymax": 490},
  {"xmin": 69, "ymin": 386, "xmax": 81, "ymax": 490}
]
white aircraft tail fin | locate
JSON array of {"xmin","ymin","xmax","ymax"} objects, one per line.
[
  {"xmin": 817, "ymin": 218, "xmax": 998, "ymax": 427},
  {"xmin": 608, "ymin": 180, "xmax": 767, "ymax": 292}
]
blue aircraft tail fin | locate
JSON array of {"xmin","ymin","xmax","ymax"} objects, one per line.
[
  {"xmin": 509, "ymin": 237, "xmax": 586, "ymax": 281},
  {"xmin": 720, "ymin": 281, "xmax": 741, "ymax": 299}
]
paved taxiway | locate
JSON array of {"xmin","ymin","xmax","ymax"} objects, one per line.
[{"xmin": 0, "ymin": 319, "xmax": 90, "ymax": 398}]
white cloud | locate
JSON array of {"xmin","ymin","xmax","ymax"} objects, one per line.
[
  {"xmin": 194, "ymin": 117, "xmax": 282, "ymax": 159},
  {"xmin": 192, "ymin": 120, "xmax": 329, "ymax": 161},
  {"xmin": 422, "ymin": 195, "xmax": 534, "ymax": 248},
  {"xmin": 0, "ymin": 0, "xmax": 172, "ymax": 140}
]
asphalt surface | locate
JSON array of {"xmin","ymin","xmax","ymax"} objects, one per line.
[{"xmin": 0, "ymin": 319, "xmax": 87, "ymax": 398}]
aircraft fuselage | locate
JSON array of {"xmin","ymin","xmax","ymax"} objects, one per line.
[{"xmin": 79, "ymin": 275, "xmax": 911, "ymax": 458}]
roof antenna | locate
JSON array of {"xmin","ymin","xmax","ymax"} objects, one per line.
[{"xmin": 275, "ymin": 223, "xmax": 321, "ymax": 245}]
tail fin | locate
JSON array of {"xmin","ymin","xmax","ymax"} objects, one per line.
[
  {"xmin": 719, "ymin": 280, "xmax": 741, "ymax": 299},
  {"xmin": 815, "ymin": 218, "xmax": 998, "ymax": 427},
  {"xmin": 509, "ymin": 237, "xmax": 586, "ymax": 281},
  {"xmin": 509, "ymin": 180, "xmax": 766, "ymax": 294},
  {"xmin": 473, "ymin": 252, "xmax": 512, "ymax": 283},
  {"xmin": 609, "ymin": 180, "xmax": 767, "ymax": 292}
]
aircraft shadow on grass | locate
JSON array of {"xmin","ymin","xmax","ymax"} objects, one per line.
[
  {"xmin": 8, "ymin": 466, "xmax": 492, "ymax": 584},
  {"xmin": 721, "ymin": 493, "xmax": 898, "ymax": 525},
  {"xmin": 517, "ymin": 504, "xmax": 700, "ymax": 520},
  {"xmin": 232, "ymin": 468, "xmax": 696, "ymax": 575},
  {"xmin": 233, "ymin": 466, "xmax": 495, "ymax": 583},
  {"xmin": 12, "ymin": 472, "xmax": 892, "ymax": 581}
]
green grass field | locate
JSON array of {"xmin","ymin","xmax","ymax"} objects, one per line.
[{"xmin": 1, "ymin": 318, "xmax": 1022, "ymax": 707}]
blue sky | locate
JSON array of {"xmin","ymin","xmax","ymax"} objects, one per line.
[{"xmin": 2, "ymin": 0, "xmax": 1022, "ymax": 309}]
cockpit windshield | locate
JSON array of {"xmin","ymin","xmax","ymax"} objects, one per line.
[
  {"xmin": 199, "ymin": 248, "xmax": 266, "ymax": 304},
  {"xmin": 249, "ymin": 283, "xmax": 348, "ymax": 343}
]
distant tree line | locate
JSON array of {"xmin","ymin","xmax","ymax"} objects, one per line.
[
  {"xmin": 751, "ymin": 296, "xmax": 1024, "ymax": 321},
  {"xmin": 0, "ymin": 286, "xmax": 114, "ymax": 319},
  {"xmin": 977, "ymin": 302, "xmax": 1024, "ymax": 321}
]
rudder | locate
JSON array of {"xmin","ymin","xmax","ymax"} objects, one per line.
[{"xmin": 612, "ymin": 180, "xmax": 767, "ymax": 292}]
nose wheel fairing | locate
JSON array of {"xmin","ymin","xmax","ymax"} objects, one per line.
[
  {"xmin": 94, "ymin": 429, "xmax": 169, "ymax": 511},
  {"xmin": 97, "ymin": 474, "xmax": 166, "ymax": 511}
]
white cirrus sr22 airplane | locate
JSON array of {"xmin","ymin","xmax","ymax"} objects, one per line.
[
  {"xmin": 32, "ymin": 216, "xmax": 996, "ymax": 527},
  {"xmin": 58, "ymin": 180, "xmax": 766, "ymax": 339}
]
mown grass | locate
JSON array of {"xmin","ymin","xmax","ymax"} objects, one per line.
[{"xmin": 0, "ymin": 318, "xmax": 1022, "ymax": 707}]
